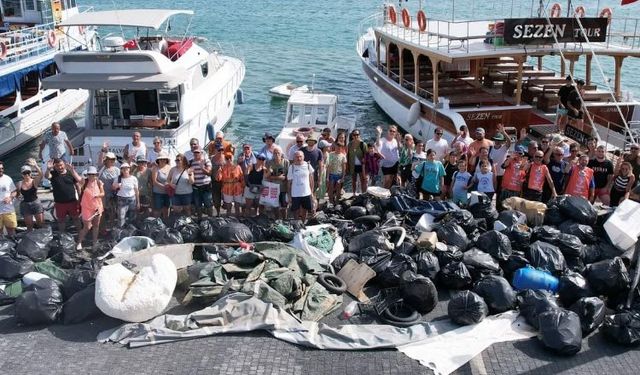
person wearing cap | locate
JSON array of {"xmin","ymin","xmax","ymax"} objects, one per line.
[
  {"xmin": 167, "ymin": 154, "xmax": 195, "ymax": 215},
  {"xmin": 347, "ymin": 129, "xmax": 367, "ymax": 194},
  {"xmin": 16, "ymin": 160, "xmax": 44, "ymax": 232},
  {"xmin": 147, "ymin": 137, "xmax": 165, "ymax": 165},
  {"xmin": 45, "ymin": 158, "xmax": 83, "ymax": 232},
  {"xmin": 468, "ymin": 127, "xmax": 494, "ymax": 159},
  {"xmin": 210, "ymin": 143, "xmax": 226, "ymax": 216},
  {"xmin": 132, "ymin": 155, "xmax": 152, "ymax": 216},
  {"xmin": 426, "ymin": 127, "xmax": 449, "ymax": 162},
  {"xmin": 151, "ymin": 151, "xmax": 172, "ymax": 219},
  {"xmin": 98, "ymin": 150, "xmax": 120, "ymax": 227},
  {"xmin": 123, "ymin": 131, "xmax": 147, "ymax": 164},
  {"xmin": 556, "ymin": 76, "xmax": 575, "ymax": 133},
  {"xmin": 39, "ymin": 122, "xmax": 73, "ymax": 163},
  {"xmin": 488, "ymin": 124, "xmax": 512, "ymax": 209},
  {"xmin": 452, "ymin": 125, "xmax": 473, "ymax": 148},
  {"xmin": 564, "ymin": 154, "xmax": 595, "ymax": 201},
  {"xmin": 258, "ymin": 132, "xmax": 276, "ymax": 161},
  {"xmin": 302, "ymin": 134, "xmax": 324, "ymax": 197},
  {"xmin": 0, "ymin": 161, "xmax": 17, "ymax": 236},
  {"xmin": 566, "ymin": 79, "xmax": 586, "ymax": 129},
  {"xmin": 287, "ymin": 134, "xmax": 306, "ymax": 162},
  {"xmin": 238, "ymin": 143, "xmax": 257, "ymax": 180},
  {"xmin": 376, "ymin": 125, "xmax": 400, "ymax": 189},
  {"xmin": 325, "ymin": 140, "xmax": 346, "ymax": 205},
  {"xmin": 243, "ymin": 153, "xmax": 267, "ymax": 217},
  {"xmin": 112, "ymin": 163, "xmax": 139, "ymax": 227},
  {"xmin": 320, "ymin": 127, "xmax": 335, "ymax": 144},
  {"xmin": 498, "ymin": 145, "xmax": 528, "ymax": 206},
  {"xmin": 288, "ymin": 151, "xmax": 314, "ymax": 221},
  {"xmin": 264, "ymin": 146, "xmax": 289, "ymax": 219},
  {"xmin": 206, "ymin": 131, "xmax": 234, "ymax": 158},
  {"xmin": 522, "ymin": 150, "xmax": 557, "ymax": 202},
  {"xmin": 77, "ymin": 166, "xmax": 104, "ymax": 249},
  {"xmin": 191, "ymin": 146, "xmax": 213, "ymax": 218}
]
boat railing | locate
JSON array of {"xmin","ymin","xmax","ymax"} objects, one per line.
[
  {"xmin": 0, "ymin": 22, "xmax": 57, "ymax": 67},
  {"xmin": 589, "ymin": 112, "xmax": 637, "ymax": 150}
]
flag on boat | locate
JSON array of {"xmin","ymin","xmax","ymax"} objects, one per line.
[{"xmin": 621, "ymin": 0, "xmax": 638, "ymax": 5}]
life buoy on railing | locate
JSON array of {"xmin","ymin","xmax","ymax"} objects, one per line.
[
  {"xmin": 388, "ymin": 5, "xmax": 397, "ymax": 24},
  {"xmin": 600, "ymin": 7, "xmax": 613, "ymax": 24},
  {"xmin": 417, "ymin": 10, "xmax": 427, "ymax": 32},
  {"xmin": 401, "ymin": 8, "xmax": 411, "ymax": 28},
  {"xmin": 47, "ymin": 30, "xmax": 57, "ymax": 47},
  {"xmin": 550, "ymin": 3, "xmax": 562, "ymax": 18},
  {"xmin": 574, "ymin": 6, "xmax": 586, "ymax": 18},
  {"xmin": 0, "ymin": 42, "xmax": 6, "ymax": 59}
]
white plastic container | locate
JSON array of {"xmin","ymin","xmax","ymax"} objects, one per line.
[
  {"xmin": 604, "ymin": 199, "xmax": 640, "ymax": 251},
  {"xmin": 416, "ymin": 213, "xmax": 436, "ymax": 232}
]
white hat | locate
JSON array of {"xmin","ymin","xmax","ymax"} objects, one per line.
[
  {"xmin": 120, "ymin": 163, "xmax": 130, "ymax": 169},
  {"xmin": 20, "ymin": 165, "xmax": 32, "ymax": 173},
  {"xmin": 86, "ymin": 166, "xmax": 98, "ymax": 175},
  {"xmin": 104, "ymin": 152, "xmax": 117, "ymax": 160}
]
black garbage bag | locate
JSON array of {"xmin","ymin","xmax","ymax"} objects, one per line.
[
  {"xmin": 531, "ymin": 225, "xmax": 561, "ymax": 243},
  {"xmin": 239, "ymin": 217, "xmax": 270, "ymax": 242},
  {"xmin": 544, "ymin": 205, "xmax": 565, "ymax": 226},
  {"xmin": 358, "ymin": 246, "xmax": 393, "ymax": 274},
  {"xmin": 476, "ymin": 230, "xmax": 512, "ymax": 261},
  {"xmin": 349, "ymin": 230, "xmax": 393, "ymax": 253},
  {"xmin": 62, "ymin": 260, "xmax": 100, "ymax": 299},
  {"xmin": 433, "ymin": 244, "xmax": 463, "ymax": 267},
  {"xmin": 448, "ymin": 290, "xmax": 489, "ymax": 325},
  {"xmin": 63, "ymin": 285, "xmax": 102, "ymax": 324},
  {"xmin": 538, "ymin": 309, "xmax": 582, "ymax": 355},
  {"xmin": 111, "ymin": 224, "xmax": 139, "ymax": 242},
  {"xmin": 596, "ymin": 240, "xmax": 626, "ymax": 261},
  {"xmin": 157, "ymin": 228, "xmax": 184, "ymax": 244},
  {"xmin": 438, "ymin": 210, "xmax": 476, "ymax": 234},
  {"xmin": 396, "ymin": 241, "xmax": 417, "ymax": 256},
  {"xmin": 0, "ymin": 236, "xmax": 16, "ymax": 253},
  {"xmin": 436, "ymin": 222, "xmax": 470, "ymax": 251},
  {"xmin": 603, "ymin": 311, "xmax": 640, "ymax": 346},
  {"xmin": 473, "ymin": 275, "xmax": 516, "ymax": 314},
  {"xmin": 558, "ymin": 271, "xmax": 593, "ymax": 307},
  {"xmin": 569, "ymin": 297, "xmax": 605, "ymax": 336},
  {"xmin": 179, "ymin": 224, "xmax": 200, "ymax": 243},
  {"xmin": 14, "ymin": 278, "xmax": 63, "ymax": 325},
  {"xmin": 439, "ymin": 261, "xmax": 473, "ymax": 290},
  {"xmin": 558, "ymin": 195, "xmax": 597, "ymax": 225},
  {"xmin": 582, "ymin": 244, "xmax": 602, "ymax": 264},
  {"xmin": 344, "ymin": 206, "xmax": 367, "ymax": 220},
  {"xmin": 462, "ymin": 248, "xmax": 500, "ymax": 274},
  {"xmin": 0, "ymin": 253, "xmax": 34, "ymax": 280},
  {"xmin": 47, "ymin": 233, "xmax": 78, "ymax": 268},
  {"xmin": 518, "ymin": 289, "xmax": 560, "ymax": 329},
  {"xmin": 139, "ymin": 217, "xmax": 167, "ymax": 235},
  {"xmin": 172, "ymin": 215, "xmax": 194, "ymax": 229},
  {"xmin": 217, "ymin": 222, "xmax": 253, "ymax": 243},
  {"xmin": 413, "ymin": 251, "xmax": 440, "ymax": 280},
  {"xmin": 503, "ymin": 224, "xmax": 531, "ymax": 252},
  {"xmin": 468, "ymin": 201, "xmax": 499, "ymax": 228},
  {"xmin": 558, "ymin": 222, "xmax": 598, "ymax": 244},
  {"xmin": 500, "ymin": 252, "xmax": 530, "ymax": 281},
  {"xmin": 565, "ymin": 256, "xmax": 586, "ymax": 274},
  {"xmin": 16, "ymin": 227, "xmax": 53, "ymax": 262},
  {"xmin": 527, "ymin": 241, "xmax": 566, "ymax": 275},
  {"xmin": 331, "ymin": 253, "xmax": 359, "ymax": 273},
  {"xmin": 497, "ymin": 210, "xmax": 527, "ymax": 227},
  {"xmin": 584, "ymin": 257, "xmax": 630, "ymax": 296},
  {"xmin": 199, "ymin": 219, "xmax": 216, "ymax": 242},
  {"xmin": 376, "ymin": 253, "xmax": 417, "ymax": 286},
  {"xmin": 554, "ymin": 234, "xmax": 585, "ymax": 259},
  {"xmin": 400, "ymin": 271, "xmax": 438, "ymax": 314}
]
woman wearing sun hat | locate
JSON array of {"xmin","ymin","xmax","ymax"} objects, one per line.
[
  {"xmin": 98, "ymin": 150, "xmax": 120, "ymax": 227},
  {"xmin": 151, "ymin": 151, "xmax": 172, "ymax": 219},
  {"xmin": 77, "ymin": 166, "xmax": 104, "ymax": 249}
]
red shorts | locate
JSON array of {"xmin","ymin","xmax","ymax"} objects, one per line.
[
  {"xmin": 55, "ymin": 201, "xmax": 80, "ymax": 220},
  {"xmin": 594, "ymin": 188, "xmax": 610, "ymax": 198}
]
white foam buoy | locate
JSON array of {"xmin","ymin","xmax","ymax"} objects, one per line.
[{"xmin": 407, "ymin": 102, "xmax": 421, "ymax": 126}]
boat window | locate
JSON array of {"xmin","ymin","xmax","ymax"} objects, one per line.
[
  {"xmin": 19, "ymin": 71, "xmax": 39, "ymax": 101},
  {"xmin": 200, "ymin": 62, "xmax": 208, "ymax": 78},
  {"xmin": 3, "ymin": 0, "xmax": 23, "ymax": 17},
  {"xmin": 287, "ymin": 104, "xmax": 303, "ymax": 124},
  {"xmin": 303, "ymin": 105, "xmax": 313, "ymax": 125},
  {"xmin": 93, "ymin": 90, "xmax": 121, "ymax": 128},
  {"xmin": 25, "ymin": 0, "xmax": 36, "ymax": 11},
  {"xmin": 66, "ymin": 0, "xmax": 76, "ymax": 8},
  {"xmin": 120, "ymin": 90, "xmax": 159, "ymax": 118},
  {"xmin": 316, "ymin": 106, "xmax": 330, "ymax": 125},
  {"xmin": 0, "ymin": 91, "xmax": 18, "ymax": 114}
]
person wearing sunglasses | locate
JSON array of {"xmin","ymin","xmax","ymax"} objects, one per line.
[
  {"xmin": 184, "ymin": 138, "xmax": 200, "ymax": 163},
  {"xmin": 147, "ymin": 136, "xmax": 165, "ymax": 165},
  {"xmin": 376, "ymin": 125, "xmax": 400, "ymax": 189},
  {"xmin": 564, "ymin": 154, "xmax": 595, "ymax": 201},
  {"xmin": 77, "ymin": 166, "xmax": 104, "ymax": 250},
  {"xmin": 426, "ymin": 127, "xmax": 449, "ymax": 162},
  {"xmin": 619, "ymin": 143, "xmax": 640, "ymax": 184},
  {"xmin": 287, "ymin": 134, "xmax": 306, "ymax": 162},
  {"xmin": 16, "ymin": 160, "xmax": 44, "ymax": 232},
  {"xmin": 522, "ymin": 151, "xmax": 557, "ymax": 202},
  {"xmin": 544, "ymin": 147, "xmax": 572, "ymax": 201}
]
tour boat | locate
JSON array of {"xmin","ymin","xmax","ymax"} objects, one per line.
[
  {"xmin": 275, "ymin": 91, "xmax": 355, "ymax": 151},
  {"xmin": 42, "ymin": 9, "xmax": 245, "ymax": 165},
  {"xmin": 269, "ymin": 82, "xmax": 310, "ymax": 99},
  {"xmin": 0, "ymin": 0, "xmax": 95, "ymax": 157},
  {"xmin": 357, "ymin": 1, "xmax": 640, "ymax": 150}
]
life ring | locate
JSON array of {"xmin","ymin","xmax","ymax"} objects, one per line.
[
  {"xmin": 401, "ymin": 8, "xmax": 411, "ymax": 28},
  {"xmin": 388, "ymin": 5, "xmax": 397, "ymax": 24},
  {"xmin": 574, "ymin": 6, "xmax": 586, "ymax": 18},
  {"xmin": 550, "ymin": 3, "xmax": 562, "ymax": 18},
  {"xmin": 47, "ymin": 30, "xmax": 57, "ymax": 47},
  {"xmin": 0, "ymin": 42, "xmax": 6, "ymax": 59},
  {"xmin": 600, "ymin": 7, "xmax": 613, "ymax": 24},
  {"xmin": 417, "ymin": 10, "xmax": 427, "ymax": 32}
]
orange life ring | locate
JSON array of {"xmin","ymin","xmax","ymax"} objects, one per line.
[
  {"xmin": 417, "ymin": 10, "xmax": 427, "ymax": 32},
  {"xmin": 600, "ymin": 7, "xmax": 612, "ymax": 24},
  {"xmin": 574, "ymin": 6, "xmax": 586, "ymax": 18},
  {"xmin": 550, "ymin": 3, "xmax": 562, "ymax": 18},
  {"xmin": 401, "ymin": 8, "xmax": 411, "ymax": 28},
  {"xmin": 0, "ymin": 42, "xmax": 6, "ymax": 59},
  {"xmin": 388, "ymin": 5, "xmax": 397, "ymax": 24},
  {"xmin": 47, "ymin": 30, "xmax": 57, "ymax": 47}
]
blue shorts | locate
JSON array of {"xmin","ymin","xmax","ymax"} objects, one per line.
[
  {"xmin": 152, "ymin": 192, "xmax": 171, "ymax": 209},
  {"xmin": 193, "ymin": 185, "xmax": 213, "ymax": 208},
  {"xmin": 452, "ymin": 192, "xmax": 468, "ymax": 205},
  {"xmin": 328, "ymin": 174, "xmax": 342, "ymax": 183},
  {"xmin": 172, "ymin": 193, "xmax": 192, "ymax": 206}
]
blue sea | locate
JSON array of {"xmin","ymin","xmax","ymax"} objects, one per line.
[{"xmin": 5, "ymin": 0, "xmax": 640, "ymax": 175}]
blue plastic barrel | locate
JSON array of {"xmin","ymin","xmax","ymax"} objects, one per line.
[{"xmin": 512, "ymin": 267, "xmax": 559, "ymax": 292}]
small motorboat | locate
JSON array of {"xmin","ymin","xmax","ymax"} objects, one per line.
[{"xmin": 269, "ymin": 82, "xmax": 310, "ymax": 99}]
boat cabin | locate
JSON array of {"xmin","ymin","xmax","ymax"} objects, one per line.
[{"xmin": 285, "ymin": 92, "xmax": 337, "ymax": 128}]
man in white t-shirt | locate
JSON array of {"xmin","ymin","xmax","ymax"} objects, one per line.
[
  {"xmin": 425, "ymin": 127, "xmax": 449, "ymax": 161},
  {"xmin": 451, "ymin": 125, "xmax": 474, "ymax": 148},
  {"xmin": 39, "ymin": 122, "xmax": 73, "ymax": 162},
  {"xmin": 123, "ymin": 132, "xmax": 147, "ymax": 163},
  {"xmin": 376, "ymin": 125, "xmax": 400, "ymax": 188},
  {"xmin": 287, "ymin": 151, "xmax": 314, "ymax": 222},
  {"xmin": 0, "ymin": 161, "xmax": 17, "ymax": 236}
]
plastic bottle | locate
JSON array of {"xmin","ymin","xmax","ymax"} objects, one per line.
[{"xmin": 341, "ymin": 301, "xmax": 358, "ymax": 320}]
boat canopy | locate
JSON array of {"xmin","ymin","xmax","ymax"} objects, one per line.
[
  {"xmin": 288, "ymin": 92, "xmax": 337, "ymax": 106},
  {"xmin": 42, "ymin": 71, "xmax": 187, "ymax": 91},
  {"xmin": 58, "ymin": 9, "xmax": 194, "ymax": 30},
  {"xmin": 0, "ymin": 60, "xmax": 55, "ymax": 96}
]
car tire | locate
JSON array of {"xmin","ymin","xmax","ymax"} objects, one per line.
[{"xmin": 317, "ymin": 273, "xmax": 347, "ymax": 295}]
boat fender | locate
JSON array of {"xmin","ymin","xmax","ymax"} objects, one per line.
[
  {"xmin": 401, "ymin": 8, "xmax": 411, "ymax": 28},
  {"xmin": 599, "ymin": 8, "xmax": 612, "ymax": 24},
  {"xmin": 388, "ymin": 5, "xmax": 397, "ymax": 24},
  {"xmin": 236, "ymin": 88, "xmax": 244, "ymax": 104},
  {"xmin": 550, "ymin": 3, "xmax": 562, "ymax": 18},
  {"xmin": 206, "ymin": 123, "xmax": 215, "ymax": 142},
  {"xmin": 417, "ymin": 10, "xmax": 427, "ymax": 32},
  {"xmin": 0, "ymin": 42, "xmax": 6, "ymax": 59},
  {"xmin": 407, "ymin": 102, "xmax": 421, "ymax": 126},
  {"xmin": 574, "ymin": 6, "xmax": 586, "ymax": 18},
  {"xmin": 47, "ymin": 30, "xmax": 57, "ymax": 48}
]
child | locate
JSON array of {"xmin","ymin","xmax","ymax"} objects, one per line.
[
  {"xmin": 363, "ymin": 142, "xmax": 382, "ymax": 186},
  {"xmin": 217, "ymin": 153, "xmax": 244, "ymax": 216},
  {"xmin": 450, "ymin": 159, "xmax": 472, "ymax": 206},
  {"xmin": 469, "ymin": 160, "xmax": 497, "ymax": 201}
]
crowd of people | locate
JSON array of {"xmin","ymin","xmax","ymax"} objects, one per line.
[{"xmin": 1, "ymin": 121, "xmax": 640, "ymax": 250}]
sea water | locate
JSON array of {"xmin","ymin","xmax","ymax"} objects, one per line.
[{"xmin": 4, "ymin": 0, "xmax": 639, "ymax": 176}]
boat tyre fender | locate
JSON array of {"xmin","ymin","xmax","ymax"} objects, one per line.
[
  {"xmin": 417, "ymin": 10, "xmax": 427, "ymax": 32},
  {"xmin": 550, "ymin": 3, "xmax": 561, "ymax": 18},
  {"xmin": 388, "ymin": 6, "xmax": 397, "ymax": 24},
  {"xmin": 574, "ymin": 6, "xmax": 586, "ymax": 18},
  {"xmin": 318, "ymin": 273, "xmax": 347, "ymax": 295},
  {"xmin": 380, "ymin": 303, "xmax": 421, "ymax": 327},
  {"xmin": 353, "ymin": 215, "xmax": 381, "ymax": 225},
  {"xmin": 401, "ymin": 8, "xmax": 411, "ymax": 28},
  {"xmin": 47, "ymin": 30, "xmax": 57, "ymax": 48},
  {"xmin": 600, "ymin": 8, "xmax": 612, "ymax": 24},
  {"xmin": 0, "ymin": 42, "xmax": 6, "ymax": 59}
]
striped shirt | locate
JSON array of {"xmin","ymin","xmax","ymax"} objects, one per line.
[
  {"xmin": 612, "ymin": 175, "xmax": 631, "ymax": 192},
  {"xmin": 191, "ymin": 158, "xmax": 212, "ymax": 186}
]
